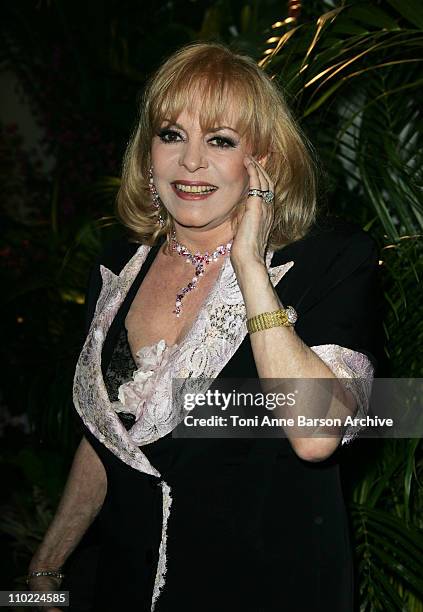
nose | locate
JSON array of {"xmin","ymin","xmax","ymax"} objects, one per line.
[{"xmin": 178, "ymin": 139, "xmax": 208, "ymax": 171}]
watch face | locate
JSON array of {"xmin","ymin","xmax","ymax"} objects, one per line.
[{"xmin": 286, "ymin": 306, "xmax": 298, "ymax": 324}]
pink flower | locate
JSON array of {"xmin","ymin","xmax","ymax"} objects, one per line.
[{"xmin": 114, "ymin": 340, "xmax": 178, "ymax": 422}]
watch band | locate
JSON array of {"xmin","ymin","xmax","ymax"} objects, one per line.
[{"xmin": 246, "ymin": 306, "xmax": 297, "ymax": 334}]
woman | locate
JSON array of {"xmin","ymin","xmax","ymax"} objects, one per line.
[{"xmin": 28, "ymin": 42, "xmax": 380, "ymax": 611}]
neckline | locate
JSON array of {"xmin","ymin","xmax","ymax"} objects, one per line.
[{"xmin": 124, "ymin": 247, "xmax": 231, "ymax": 357}]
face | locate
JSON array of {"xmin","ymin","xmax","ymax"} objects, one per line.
[{"xmin": 150, "ymin": 92, "xmax": 252, "ymax": 233}]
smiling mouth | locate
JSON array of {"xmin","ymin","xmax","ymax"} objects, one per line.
[{"xmin": 173, "ymin": 183, "xmax": 218, "ymax": 193}]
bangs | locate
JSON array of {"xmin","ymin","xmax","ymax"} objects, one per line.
[{"xmin": 149, "ymin": 65, "xmax": 261, "ymax": 147}]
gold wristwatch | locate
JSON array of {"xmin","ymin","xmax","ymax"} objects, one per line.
[{"xmin": 246, "ymin": 306, "xmax": 298, "ymax": 334}]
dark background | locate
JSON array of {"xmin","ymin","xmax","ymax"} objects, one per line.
[{"xmin": 1, "ymin": 1, "xmax": 422, "ymax": 609}]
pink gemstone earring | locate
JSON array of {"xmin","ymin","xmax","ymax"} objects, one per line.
[{"xmin": 148, "ymin": 167, "xmax": 165, "ymax": 228}]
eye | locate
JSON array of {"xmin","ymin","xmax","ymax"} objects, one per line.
[
  {"xmin": 157, "ymin": 129, "xmax": 236, "ymax": 149},
  {"xmin": 157, "ymin": 128, "xmax": 184, "ymax": 143},
  {"xmin": 209, "ymin": 136, "xmax": 236, "ymax": 149}
]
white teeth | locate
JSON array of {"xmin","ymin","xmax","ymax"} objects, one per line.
[{"xmin": 175, "ymin": 183, "xmax": 217, "ymax": 193}]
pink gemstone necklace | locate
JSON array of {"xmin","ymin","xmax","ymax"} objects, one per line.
[{"xmin": 170, "ymin": 231, "xmax": 233, "ymax": 317}]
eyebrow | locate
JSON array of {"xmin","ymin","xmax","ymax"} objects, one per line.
[{"xmin": 162, "ymin": 121, "xmax": 239, "ymax": 135}]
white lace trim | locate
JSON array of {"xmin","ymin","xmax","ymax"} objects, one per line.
[
  {"xmin": 151, "ymin": 481, "xmax": 173, "ymax": 611},
  {"xmin": 310, "ymin": 344, "xmax": 374, "ymax": 444},
  {"xmin": 73, "ymin": 246, "xmax": 161, "ymax": 477}
]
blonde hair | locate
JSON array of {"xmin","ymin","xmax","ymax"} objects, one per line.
[{"xmin": 117, "ymin": 42, "xmax": 318, "ymax": 249}]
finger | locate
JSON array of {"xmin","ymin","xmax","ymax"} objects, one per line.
[
  {"xmin": 244, "ymin": 157, "xmax": 274, "ymax": 219},
  {"xmin": 247, "ymin": 158, "xmax": 268, "ymax": 192},
  {"xmin": 253, "ymin": 158, "xmax": 273, "ymax": 191},
  {"xmin": 244, "ymin": 157, "xmax": 262, "ymax": 191},
  {"xmin": 251, "ymin": 161, "xmax": 276, "ymax": 216},
  {"xmin": 244, "ymin": 161, "xmax": 269, "ymax": 213}
]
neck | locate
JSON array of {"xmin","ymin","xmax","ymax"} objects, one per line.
[{"xmin": 170, "ymin": 222, "xmax": 233, "ymax": 253}]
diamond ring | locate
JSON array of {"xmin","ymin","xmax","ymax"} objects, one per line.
[{"xmin": 247, "ymin": 189, "xmax": 274, "ymax": 204}]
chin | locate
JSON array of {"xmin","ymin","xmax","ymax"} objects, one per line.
[
  {"xmin": 167, "ymin": 206, "xmax": 213, "ymax": 227},
  {"xmin": 173, "ymin": 215, "xmax": 216, "ymax": 229}
]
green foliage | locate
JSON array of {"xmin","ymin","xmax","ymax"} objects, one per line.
[
  {"xmin": 261, "ymin": 0, "xmax": 423, "ymax": 379},
  {"xmin": 259, "ymin": 2, "xmax": 423, "ymax": 607},
  {"xmin": 350, "ymin": 439, "xmax": 423, "ymax": 610}
]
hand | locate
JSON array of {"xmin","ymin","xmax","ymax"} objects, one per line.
[
  {"xmin": 230, "ymin": 155, "xmax": 274, "ymax": 273},
  {"xmin": 27, "ymin": 574, "xmax": 64, "ymax": 612}
]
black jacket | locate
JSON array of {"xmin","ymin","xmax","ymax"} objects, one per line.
[{"xmin": 65, "ymin": 216, "xmax": 382, "ymax": 612}]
